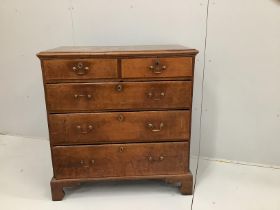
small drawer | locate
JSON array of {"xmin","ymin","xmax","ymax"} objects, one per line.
[
  {"xmin": 121, "ymin": 57, "xmax": 193, "ymax": 78},
  {"xmin": 49, "ymin": 110, "xmax": 190, "ymax": 145},
  {"xmin": 46, "ymin": 81, "xmax": 192, "ymax": 113},
  {"xmin": 43, "ymin": 59, "xmax": 118, "ymax": 82},
  {"xmin": 52, "ymin": 142, "xmax": 189, "ymax": 179}
]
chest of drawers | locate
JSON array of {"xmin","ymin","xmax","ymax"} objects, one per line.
[{"xmin": 37, "ymin": 45, "xmax": 198, "ymax": 201}]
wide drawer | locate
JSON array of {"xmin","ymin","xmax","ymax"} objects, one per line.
[
  {"xmin": 52, "ymin": 142, "xmax": 189, "ymax": 179},
  {"xmin": 121, "ymin": 57, "xmax": 193, "ymax": 78},
  {"xmin": 46, "ymin": 81, "xmax": 192, "ymax": 112},
  {"xmin": 43, "ymin": 59, "xmax": 118, "ymax": 82},
  {"xmin": 49, "ymin": 110, "xmax": 190, "ymax": 145}
]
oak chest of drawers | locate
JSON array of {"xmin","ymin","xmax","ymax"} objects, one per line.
[{"xmin": 37, "ymin": 45, "xmax": 198, "ymax": 201}]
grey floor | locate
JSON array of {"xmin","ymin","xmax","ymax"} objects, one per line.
[{"xmin": 0, "ymin": 135, "xmax": 279, "ymax": 210}]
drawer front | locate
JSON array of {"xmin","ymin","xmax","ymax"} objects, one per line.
[
  {"xmin": 49, "ymin": 110, "xmax": 190, "ymax": 145},
  {"xmin": 46, "ymin": 81, "xmax": 192, "ymax": 112},
  {"xmin": 43, "ymin": 59, "xmax": 118, "ymax": 82},
  {"xmin": 52, "ymin": 142, "xmax": 189, "ymax": 179},
  {"xmin": 122, "ymin": 57, "xmax": 193, "ymax": 78}
]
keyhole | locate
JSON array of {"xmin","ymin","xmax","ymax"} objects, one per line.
[
  {"xmin": 118, "ymin": 114, "xmax": 124, "ymax": 122},
  {"xmin": 116, "ymin": 84, "xmax": 123, "ymax": 92}
]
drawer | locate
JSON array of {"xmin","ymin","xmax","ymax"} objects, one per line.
[
  {"xmin": 122, "ymin": 57, "xmax": 193, "ymax": 78},
  {"xmin": 52, "ymin": 142, "xmax": 189, "ymax": 179},
  {"xmin": 46, "ymin": 81, "xmax": 192, "ymax": 112},
  {"xmin": 43, "ymin": 59, "xmax": 118, "ymax": 82},
  {"xmin": 49, "ymin": 110, "xmax": 190, "ymax": 145}
]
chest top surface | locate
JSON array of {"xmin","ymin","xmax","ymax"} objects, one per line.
[{"xmin": 37, "ymin": 45, "xmax": 198, "ymax": 58}]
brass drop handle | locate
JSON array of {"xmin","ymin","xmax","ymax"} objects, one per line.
[
  {"xmin": 148, "ymin": 60, "xmax": 167, "ymax": 74},
  {"xmin": 147, "ymin": 156, "xmax": 164, "ymax": 162},
  {"xmin": 72, "ymin": 62, "xmax": 89, "ymax": 75},
  {"xmin": 147, "ymin": 91, "xmax": 165, "ymax": 100},
  {"xmin": 76, "ymin": 124, "xmax": 93, "ymax": 134},
  {"xmin": 74, "ymin": 94, "xmax": 92, "ymax": 99},
  {"xmin": 80, "ymin": 160, "xmax": 95, "ymax": 168},
  {"xmin": 80, "ymin": 160, "xmax": 89, "ymax": 168},
  {"xmin": 147, "ymin": 122, "xmax": 164, "ymax": 132}
]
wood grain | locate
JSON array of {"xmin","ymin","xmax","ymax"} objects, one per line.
[
  {"xmin": 50, "ymin": 173, "xmax": 193, "ymax": 201},
  {"xmin": 46, "ymin": 81, "xmax": 192, "ymax": 113},
  {"xmin": 49, "ymin": 110, "xmax": 190, "ymax": 145},
  {"xmin": 43, "ymin": 59, "xmax": 117, "ymax": 82},
  {"xmin": 52, "ymin": 142, "xmax": 189, "ymax": 179},
  {"xmin": 37, "ymin": 45, "xmax": 198, "ymax": 200},
  {"xmin": 37, "ymin": 45, "xmax": 199, "ymax": 59},
  {"xmin": 122, "ymin": 57, "xmax": 193, "ymax": 78}
]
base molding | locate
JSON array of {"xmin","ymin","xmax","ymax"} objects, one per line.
[{"xmin": 50, "ymin": 173, "xmax": 193, "ymax": 201}]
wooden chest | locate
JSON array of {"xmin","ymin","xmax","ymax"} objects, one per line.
[{"xmin": 37, "ymin": 45, "xmax": 198, "ymax": 201}]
